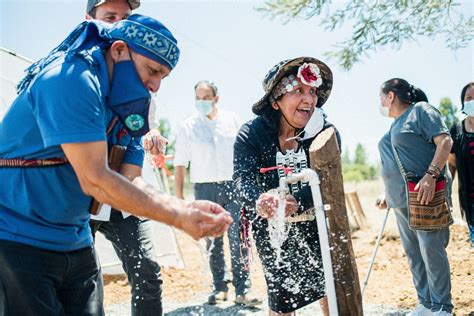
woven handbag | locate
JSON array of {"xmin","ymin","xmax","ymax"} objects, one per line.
[{"xmin": 391, "ymin": 145, "xmax": 452, "ymax": 231}]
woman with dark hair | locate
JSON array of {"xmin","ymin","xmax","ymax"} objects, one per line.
[
  {"xmin": 376, "ymin": 78, "xmax": 454, "ymax": 316},
  {"xmin": 233, "ymin": 57, "xmax": 339, "ymax": 315},
  {"xmin": 448, "ymin": 82, "xmax": 474, "ymax": 248}
]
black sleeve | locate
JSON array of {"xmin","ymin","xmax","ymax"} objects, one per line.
[
  {"xmin": 292, "ymin": 185, "xmax": 313, "ymax": 211},
  {"xmin": 233, "ymin": 121, "xmax": 265, "ymax": 218},
  {"xmin": 449, "ymin": 123, "xmax": 461, "ymax": 154}
]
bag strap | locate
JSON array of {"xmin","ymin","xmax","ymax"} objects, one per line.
[
  {"xmin": 0, "ymin": 157, "xmax": 68, "ymax": 168},
  {"xmin": 106, "ymin": 116, "xmax": 119, "ymax": 135},
  {"xmin": 389, "ymin": 128, "xmax": 407, "ymax": 179},
  {"xmin": 390, "ymin": 127, "xmax": 446, "ymax": 180}
]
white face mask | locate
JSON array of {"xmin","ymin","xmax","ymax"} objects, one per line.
[
  {"xmin": 195, "ymin": 100, "xmax": 213, "ymax": 116},
  {"xmin": 379, "ymin": 104, "xmax": 390, "ymax": 117},
  {"xmin": 301, "ymin": 107, "xmax": 324, "ymax": 140},
  {"xmin": 463, "ymin": 100, "xmax": 474, "ymax": 116},
  {"xmin": 286, "ymin": 107, "xmax": 324, "ymax": 141}
]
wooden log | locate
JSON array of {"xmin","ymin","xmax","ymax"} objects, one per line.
[{"xmin": 309, "ymin": 127, "xmax": 363, "ymax": 315}]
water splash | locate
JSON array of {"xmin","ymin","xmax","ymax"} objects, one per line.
[
  {"xmin": 197, "ymin": 237, "xmax": 215, "ymax": 290},
  {"xmin": 266, "ymin": 190, "xmax": 289, "ymax": 265}
]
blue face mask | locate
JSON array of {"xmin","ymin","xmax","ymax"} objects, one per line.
[
  {"xmin": 195, "ymin": 100, "xmax": 213, "ymax": 116},
  {"xmin": 108, "ymin": 60, "xmax": 151, "ymax": 137},
  {"xmin": 463, "ymin": 100, "xmax": 474, "ymax": 117}
]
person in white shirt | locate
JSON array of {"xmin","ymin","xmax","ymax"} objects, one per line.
[{"xmin": 174, "ymin": 81, "xmax": 261, "ymax": 307}]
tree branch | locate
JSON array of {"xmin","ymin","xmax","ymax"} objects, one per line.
[{"xmin": 257, "ymin": 0, "xmax": 473, "ymax": 70}]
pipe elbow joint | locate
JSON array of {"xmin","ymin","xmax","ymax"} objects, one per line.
[{"xmin": 301, "ymin": 168, "xmax": 320, "ymax": 186}]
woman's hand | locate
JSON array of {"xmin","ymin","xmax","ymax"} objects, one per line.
[
  {"xmin": 284, "ymin": 195, "xmax": 299, "ymax": 217},
  {"xmin": 256, "ymin": 192, "xmax": 299, "ymax": 219},
  {"xmin": 375, "ymin": 197, "xmax": 388, "ymax": 210},
  {"xmin": 414, "ymin": 175, "xmax": 436, "ymax": 205},
  {"xmin": 256, "ymin": 192, "xmax": 277, "ymax": 219}
]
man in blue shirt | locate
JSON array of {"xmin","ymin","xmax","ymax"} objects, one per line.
[
  {"xmin": 0, "ymin": 14, "xmax": 232, "ymax": 315},
  {"xmin": 86, "ymin": 1, "xmax": 171, "ymax": 315}
]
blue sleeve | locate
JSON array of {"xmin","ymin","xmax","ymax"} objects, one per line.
[
  {"xmin": 415, "ymin": 103, "xmax": 449, "ymax": 143},
  {"xmin": 30, "ymin": 58, "xmax": 106, "ymax": 147},
  {"xmin": 122, "ymin": 137, "xmax": 145, "ymax": 167}
]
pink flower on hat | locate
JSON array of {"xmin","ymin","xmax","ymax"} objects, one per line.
[{"xmin": 297, "ymin": 63, "xmax": 322, "ymax": 88}]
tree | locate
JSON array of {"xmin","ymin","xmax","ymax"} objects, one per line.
[
  {"xmin": 342, "ymin": 146, "xmax": 352, "ymax": 165},
  {"xmin": 257, "ymin": 0, "xmax": 474, "ymax": 70},
  {"xmin": 341, "ymin": 143, "xmax": 379, "ymax": 182},
  {"xmin": 438, "ymin": 97, "xmax": 459, "ymax": 129},
  {"xmin": 354, "ymin": 143, "xmax": 367, "ymax": 165}
]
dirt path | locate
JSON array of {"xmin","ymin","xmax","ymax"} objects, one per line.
[
  {"xmin": 104, "ymin": 224, "xmax": 473, "ymax": 315},
  {"xmin": 103, "ymin": 181, "xmax": 474, "ymax": 315}
]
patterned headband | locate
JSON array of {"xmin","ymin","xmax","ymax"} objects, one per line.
[
  {"xmin": 17, "ymin": 15, "xmax": 180, "ymax": 93},
  {"xmin": 271, "ymin": 63, "xmax": 323, "ymax": 100},
  {"xmin": 110, "ymin": 19, "xmax": 180, "ymax": 70}
]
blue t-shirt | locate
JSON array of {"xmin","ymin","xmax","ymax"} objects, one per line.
[
  {"xmin": 0, "ymin": 48, "xmax": 144, "ymax": 251},
  {"xmin": 384, "ymin": 102, "xmax": 450, "ymax": 207},
  {"xmin": 390, "ymin": 102, "xmax": 449, "ymax": 176},
  {"xmin": 378, "ymin": 132, "xmax": 407, "ymax": 208}
]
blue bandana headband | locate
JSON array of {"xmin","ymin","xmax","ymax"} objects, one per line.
[
  {"xmin": 17, "ymin": 14, "xmax": 180, "ymax": 93},
  {"xmin": 109, "ymin": 19, "xmax": 179, "ymax": 71}
]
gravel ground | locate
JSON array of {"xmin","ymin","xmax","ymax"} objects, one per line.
[
  {"xmin": 106, "ymin": 297, "xmax": 411, "ymax": 315},
  {"xmin": 103, "ymin": 181, "xmax": 473, "ymax": 315}
]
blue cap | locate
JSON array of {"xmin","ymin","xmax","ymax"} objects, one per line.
[{"xmin": 86, "ymin": 0, "xmax": 141, "ymax": 15}]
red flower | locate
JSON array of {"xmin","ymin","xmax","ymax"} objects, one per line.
[{"xmin": 300, "ymin": 66, "xmax": 318, "ymax": 83}]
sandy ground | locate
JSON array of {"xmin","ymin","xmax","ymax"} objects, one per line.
[{"xmin": 103, "ymin": 180, "xmax": 474, "ymax": 315}]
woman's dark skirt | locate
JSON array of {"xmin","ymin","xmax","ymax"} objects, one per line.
[{"xmin": 252, "ymin": 219, "xmax": 325, "ymax": 313}]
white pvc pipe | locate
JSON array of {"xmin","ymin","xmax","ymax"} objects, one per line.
[{"xmin": 284, "ymin": 169, "xmax": 338, "ymax": 315}]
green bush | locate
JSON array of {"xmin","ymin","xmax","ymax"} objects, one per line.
[{"xmin": 342, "ymin": 143, "xmax": 379, "ymax": 182}]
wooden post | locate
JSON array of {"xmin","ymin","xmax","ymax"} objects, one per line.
[
  {"xmin": 349, "ymin": 191, "xmax": 368, "ymax": 228},
  {"xmin": 309, "ymin": 127, "xmax": 363, "ymax": 315},
  {"xmin": 344, "ymin": 192, "xmax": 361, "ymax": 231},
  {"xmin": 345, "ymin": 191, "xmax": 368, "ymax": 230}
]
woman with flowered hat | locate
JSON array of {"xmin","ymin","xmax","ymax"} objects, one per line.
[{"xmin": 233, "ymin": 57, "xmax": 339, "ymax": 315}]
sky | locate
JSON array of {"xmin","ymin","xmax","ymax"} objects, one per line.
[{"xmin": 0, "ymin": 0, "xmax": 473, "ymax": 162}]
